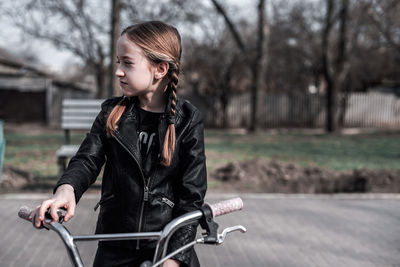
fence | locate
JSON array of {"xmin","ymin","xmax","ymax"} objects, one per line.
[{"xmin": 203, "ymin": 92, "xmax": 400, "ymax": 128}]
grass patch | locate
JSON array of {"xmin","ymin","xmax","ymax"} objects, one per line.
[
  {"xmin": 205, "ymin": 130, "xmax": 400, "ymax": 171},
  {"xmin": 3, "ymin": 128, "xmax": 400, "ymax": 184},
  {"xmin": 4, "ymin": 131, "xmax": 86, "ymax": 178}
]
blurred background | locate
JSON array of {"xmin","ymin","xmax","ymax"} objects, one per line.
[{"xmin": 0, "ymin": 0, "xmax": 399, "ymax": 194}]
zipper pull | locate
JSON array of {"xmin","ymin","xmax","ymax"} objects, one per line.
[
  {"xmin": 144, "ymin": 187, "xmax": 149, "ymax": 201},
  {"xmin": 162, "ymin": 197, "xmax": 175, "ymax": 208},
  {"xmin": 94, "ymin": 201, "xmax": 100, "ymax": 211}
]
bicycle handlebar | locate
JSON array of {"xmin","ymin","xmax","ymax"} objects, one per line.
[
  {"xmin": 18, "ymin": 198, "xmax": 246, "ymax": 267},
  {"xmin": 18, "ymin": 205, "xmax": 67, "ymax": 231},
  {"xmin": 18, "ymin": 206, "xmax": 32, "ymax": 222},
  {"xmin": 207, "ymin": 197, "xmax": 243, "ymax": 218},
  {"xmin": 18, "ymin": 198, "xmax": 244, "ymax": 225}
]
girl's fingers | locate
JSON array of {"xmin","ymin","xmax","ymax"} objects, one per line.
[
  {"xmin": 50, "ymin": 202, "xmax": 62, "ymax": 222},
  {"xmin": 64, "ymin": 203, "xmax": 76, "ymax": 222},
  {"xmin": 34, "ymin": 186, "xmax": 76, "ymax": 226},
  {"xmin": 36, "ymin": 200, "xmax": 53, "ymax": 227},
  {"xmin": 29, "ymin": 205, "xmax": 41, "ymax": 221}
]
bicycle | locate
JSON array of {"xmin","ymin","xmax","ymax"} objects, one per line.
[{"xmin": 18, "ymin": 197, "xmax": 247, "ymax": 267}]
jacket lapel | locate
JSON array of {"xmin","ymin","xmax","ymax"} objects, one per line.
[{"xmin": 114, "ymin": 100, "xmax": 142, "ymax": 168}]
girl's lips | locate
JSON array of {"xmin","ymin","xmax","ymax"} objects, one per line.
[{"xmin": 120, "ymin": 81, "xmax": 128, "ymax": 85}]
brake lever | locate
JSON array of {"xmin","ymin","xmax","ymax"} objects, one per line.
[{"xmin": 217, "ymin": 225, "xmax": 247, "ymax": 244}]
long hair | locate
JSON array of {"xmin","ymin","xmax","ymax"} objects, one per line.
[{"xmin": 106, "ymin": 21, "xmax": 182, "ymax": 166}]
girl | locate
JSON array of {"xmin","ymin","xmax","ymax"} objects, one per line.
[{"xmin": 35, "ymin": 21, "xmax": 207, "ymax": 267}]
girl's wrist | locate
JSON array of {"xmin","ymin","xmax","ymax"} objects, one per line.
[{"xmin": 57, "ymin": 184, "xmax": 74, "ymax": 192}]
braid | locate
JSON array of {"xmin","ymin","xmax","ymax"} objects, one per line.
[
  {"xmin": 169, "ymin": 65, "xmax": 179, "ymax": 115},
  {"xmin": 106, "ymin": 97, "xmax": 128, "ymax": 137},
  {"xmin": 161, "ymin": 64, "xmax": 179, "ymax": 166}
]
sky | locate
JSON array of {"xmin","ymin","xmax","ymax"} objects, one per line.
[
  {"xmin": 0, "ymin": 0, "xmax": 100, "ymax": 72},
  {"xmin": 0, "ymin": 11, "xmax": 78, "ymax": 72}
]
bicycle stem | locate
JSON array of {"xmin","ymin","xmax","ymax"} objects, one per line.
[
  {"xmin": 42, "ymin": 211, "xmax": 204, "ymax": 267},
  {"xmin": 47, "ymin": 222, "xmax": 84, "ymax": 267},
  {"xmin": 153, "ymin": 210, "xmax": 203, "ymax": 263}
]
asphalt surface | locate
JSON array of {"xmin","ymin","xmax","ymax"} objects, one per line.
[{"xmin": 1, "ymin": 193, "xmax": 400, "ymax": 267}]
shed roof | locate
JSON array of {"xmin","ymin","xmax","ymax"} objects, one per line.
[
  {"xmin": 0, "ymin": 47, "xmax": 93, "ymax": 93},
  {"xmin": 0, "ymin": 47, "xmax": 50, "ymax": 77}
]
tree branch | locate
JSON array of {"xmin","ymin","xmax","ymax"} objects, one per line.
[{"xmin": 210, "ymin": 0, "xmax": 246, "ymax": 53}]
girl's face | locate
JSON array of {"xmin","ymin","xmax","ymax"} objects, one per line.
[{"xmin": 115, "ymin": 34, "xmax": 156, "ymax": 97}]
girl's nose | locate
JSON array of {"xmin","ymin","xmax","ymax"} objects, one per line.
[{"xmin": 115, "ymin": 66, "xmax": 124, "ymax": 77}]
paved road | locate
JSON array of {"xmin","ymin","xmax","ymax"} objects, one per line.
[{"xmin": 1, "ymin": 193, "xmax": 400, "ymax": 267}]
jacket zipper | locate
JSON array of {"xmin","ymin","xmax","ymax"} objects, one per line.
[
  {"xmin": 94, "ymin": 194, "xmax": 115, "ymax": 211},
  {"xmin": 136, "ymin": 185, "xmax": 149, "ymax": 249},
  {"xmin": 114, "ymin": 132, "xmax": 149, "ymax": 250}
]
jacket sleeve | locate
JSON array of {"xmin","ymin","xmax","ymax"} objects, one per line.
[
  {"xmin": 168, "ymin": 109, "xmax": 207, "ymax": 266},
  {"xmin": 53, "ymin": 100, "xmax": 110, "ymax": 203}
]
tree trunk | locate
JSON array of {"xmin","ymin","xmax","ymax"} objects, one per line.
[
  {"xmin": 322, "ymin": 0, "xmax": 336, "ymax": 132},
  {"xmin": 95, "ymin": 47, "xmax": 106, "ymax": 98},
  {"xmin": 221, "ymin": 90, "xmax": 228, "ymax": 128},
  {"xmin": 108, "ymin": 0, "xmax": 121, "ymax": 97},
  {"xmin": 96, "ymin": 64, "xmax": 106, "ymax": 99},
  {"xmin": 336, "ymin": 0, "xmax": 350, "ymax": 128},
  {"xmin": 326, "ymin": 80, "xmax": 337, "ymax": 132},
  {"xmin": 338, "ymin": 80, "xmax": 349, "ymax": 127},
  {"xmin": 250, "ymin": 0, "xmax": 269, "ymax": 132},
  {"xmin": 323, "ymin": 0, "xmax": 349, "ymax": 133}
]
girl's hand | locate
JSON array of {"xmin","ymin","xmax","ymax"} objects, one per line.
[
  {"xmin": 163, "ymin": 259, "xmax": 180, "ymax": 267},
  {"xmin": 34, "ymin": 184, "xmax": 76, "ymax": 228}
]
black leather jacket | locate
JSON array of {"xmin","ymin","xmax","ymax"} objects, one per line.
[{"xmin": 54, "ymin": 96, "xmax": 207, "ymax": 266}]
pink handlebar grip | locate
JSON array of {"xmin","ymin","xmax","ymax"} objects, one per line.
[
  {"xmin": 18, "ymin": 206, "xmax": 34, "ymax": 222},
  {"xmin": 209, "ymin": 198, "xmax": 243, "ymax": 218}
]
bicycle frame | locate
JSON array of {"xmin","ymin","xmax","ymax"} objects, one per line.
[{"xmin": 19, "ymin": 198, "xmax": 246, "ymax": 267}]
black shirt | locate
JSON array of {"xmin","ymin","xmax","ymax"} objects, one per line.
[{"xmin": 137, "ymin": 106, "xmax": 162, "ymax": 178}]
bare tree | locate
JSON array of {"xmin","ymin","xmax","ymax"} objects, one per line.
[
  {"xmin": 367, "ymin": 0, "xmax": 400, "ymax": 55},
  {"xmin": 183, "ymin": 25, "xmax": 249, "ymax": 128},
  {"xmin": 267, "ymin": 1, "xmax": 321, "ymax": 94},
  {"xmin": 4, "ymin": 0, "xmax": 110, "ymax": 98},
  {"xmin": 209, "ymin": 0, "xmax": 246, "ymax": 53},
  {"xmin": 210, "ymin": 0, "xmax": 270, "ymax": 131},
  {"xmin": 122, "ymin": 0, "xmax": 204, "ymax": 28}
]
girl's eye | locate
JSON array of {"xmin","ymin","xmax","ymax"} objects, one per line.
[{"xmin": 116, "ymin": 59, "xmax": 133, "ymax": 66}]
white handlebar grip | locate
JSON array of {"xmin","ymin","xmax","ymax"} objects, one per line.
[
  {"xmin": 209, "ymin": 198, "xmax": 243, "ymax": 218},
  {"xmin": 18, "ymin": 206, "xmax": 34, "ymax": 222}
]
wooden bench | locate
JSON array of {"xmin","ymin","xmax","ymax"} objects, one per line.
[{"xmin": 56, "ymin": 99, "xmax": 103, "ymax": 174}]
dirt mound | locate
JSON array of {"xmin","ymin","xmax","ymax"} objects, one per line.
[
  {"xmin": 210, "ymin": 158, "xmax": 400, "ymax": 193},
  {"xmin": 0, "ymin": 165, "xmax": 34, "ymax": 191},
  {"xmin": 2, "ymin": 159, "xmax": 399, "ymax": 194},
  {"xmin": 0, "ymin": 165, "xmax": 101, "ymax": 193}
]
